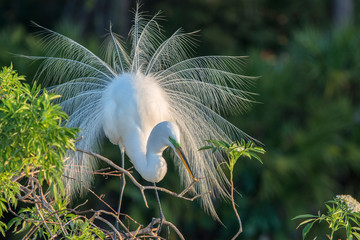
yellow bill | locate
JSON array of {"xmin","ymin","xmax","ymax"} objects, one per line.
[{"xmin": 169, "ymin": 137, "xmax": 195, "ymax": 180}]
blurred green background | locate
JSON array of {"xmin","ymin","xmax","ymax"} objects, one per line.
[{"xmin": 1, "ymin": 0, "xmax": 360, "ymax": 239}]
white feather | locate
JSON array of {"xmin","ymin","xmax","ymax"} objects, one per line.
[{"xmin": 31, "ymin": 10, "xmax": 256, "ymax": 219}]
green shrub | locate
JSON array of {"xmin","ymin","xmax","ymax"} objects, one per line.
[
  {"xmin": 294, "ymin": 195, "xmax": 360, "ymax": 240},
  {"xmin": 0, "ymin": 65, "xmax": 79, "ymax": 237}
]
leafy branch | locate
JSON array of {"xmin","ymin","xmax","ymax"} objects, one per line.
[
  {"xmin": 0, "ymin": 65, "xmax": 78, "ymax": 237},
  {"xmin": 294, "ymin": 195, "xmax": 360, "ymax": 240},
  {"xmin": 200, "ymin": 139, "xmax": 265, "ymax": 239}
]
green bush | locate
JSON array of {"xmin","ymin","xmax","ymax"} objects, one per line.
[
  {"xmin": 294, "ymin": 195, "xmax": 360, "ymax": 240},
  {"xmin": 0, "ymin": 65, "xmax": 80, "ymax": 238}
]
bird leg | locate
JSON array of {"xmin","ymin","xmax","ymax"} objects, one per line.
[
  {"xmin": 116, "ymin": 147, "xmax": 126, "ymax": 231},
  {"xmin": 153, "ymin": 182, "xmax": 170, "ymax": 238}
]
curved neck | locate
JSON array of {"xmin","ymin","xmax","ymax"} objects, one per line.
[{"xmin": 123, "ymin": 128, "xmax": 168, "ymax": 183}]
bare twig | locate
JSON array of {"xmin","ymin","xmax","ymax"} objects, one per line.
[
  {"xmin": 62, "ymin": 175, "xmax": 131, "ymax": 232},
  {"xmin": 77, "ymin": 148, "xmax": 204, "ymax": 208},
  {"xmin": 138, "ymin": 218, "xmax": 185, "ymax": 240},
  {"xmin": 7, "ymin": 148, "xmax": 209, "ymax": 240},
  {"xmin": 32, "ymin": 176, "xmax": 68, "ymax": 236},
  {"xmin": 31, "ymin": 177, "xmax": 55, "ymax": 239},
  {"xmin": 95, "ymin": 216, "xmax": 124, "ymax": 239}
]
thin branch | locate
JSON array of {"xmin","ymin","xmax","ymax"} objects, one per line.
[
  {"xmin": 76, "ymin": 148, "xmax": 204, "ymax": 208},
  {"xmin": 31, "ymin": 178, "xmax": 54, "ymax": 239},
  {"xmin": 136, "ymin": 218, "xmax": 185, "ymax": 240},
  {"xmin": 32, "ymin": 176, "xmax": 68, "ymax": 236},
  {"xmin": 95, "ymin": 216, "xmax": 124, "ymax": 239},
  {"xmin": 230, "ymin": 178, "xmax": 242, "ymax": 240},
  {"xmin": 62, "ymin": 175, "xmax": 131, "ymax": 232},
  {"xmin": 7, "ymin": 148, "xmax": 206, "ymax": 240}
]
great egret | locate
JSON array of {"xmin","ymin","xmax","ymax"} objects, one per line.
[{"xmin": 31, "ymin": 9, "xmax": 254, "ymax": 219}]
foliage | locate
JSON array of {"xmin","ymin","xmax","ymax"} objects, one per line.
[
  {"xmin": 0, "ymin": 66, "xmax": 101, "ymax": 238},
  {"xmin": 200, "ymin": 139, "xmax": 265, "ymax": 239},
  {"xmin": 294, "ymin": 195, "xmax": 360, "ymax": 240},
  {"xmin": 0, "ymin": 65, "xmax": 77, "ymax": 186},
  {"xmin": 200, "ymin": 139, "xmax": 265, "ymax": 179},
  {"xmin": 7, "ymin": 198, "xmax": 105, "ymax": 240},
  {"xmin": 0, "ymin": 65, "xmax": 76, "ymax": 200}
]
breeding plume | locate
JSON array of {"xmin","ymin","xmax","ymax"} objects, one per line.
[{"xmin": 32, "ymin": 10, "xmax": 254, "ymax": 218}]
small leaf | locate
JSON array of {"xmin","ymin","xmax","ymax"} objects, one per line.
[
  {"xmin": 218, "ymin": 140, "xmax": 230, "ymax": 148},
  {"xmin": 199, "ymin": 146, "xmax": 213, "ymax": 151},
  {"xmin": 302, "ymin": 222, "xmax": 314, "ymax": 240},
  {"xmin": 7, "ymin": 217, "xmax": 18, "ymax": 230},
  {"xmin": 250, "ymin": 153, "xmax": 263, "ymax": 164},
  {"xmin": 352, "ymin": 232, "xmax": 360, "ymax": 240},
  {"xmin": 293, "ymin": 214, "xmax": 318, "ymax": 220},
  {"xmin": 297, "ymin": 218, "xmax": 316, "ymax": 228},
  {"xmin": 0, "ymin": 221, "xmax": 6, "ymax": 237},
  {"xmin": 347, "ymin": 222, "xmax": 352, "ymax": 238}
]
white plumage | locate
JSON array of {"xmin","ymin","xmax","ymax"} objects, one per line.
[
  {"xmin": 102, "ymin": 73, "xmax": 172, "ymax": 182},
  {"xmin": 31, "ymin": 10, "xmax": 255, "ymax": 219}
]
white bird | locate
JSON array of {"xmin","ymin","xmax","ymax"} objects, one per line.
[{"xmin": 31, "ymin": 9, "xmax": 255, "ymax": 219}]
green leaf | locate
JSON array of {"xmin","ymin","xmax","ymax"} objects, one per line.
[
  {"xmin": 347, "ymin": 222, "xmax": 352, "ymax": 238},
  {"xmin": 249, "ymin": 152, "xmax": 263, "ymax": 164},
  {"xmin": 302, "ymin": 222, "xmax": 314, "ymax": 240},
  {"xmin": 297, "ymin": 218, "xmax": 316, "ymax": 228},
  {"xmin": 199, "ymin": 146, "xmax": 213, "ymax": 151},
  {"xmin": 7, "ymin": 217, "xmax": 20, "ymax": 230},
  {"xmin": 0, "ymin": 221, "xmax": 6, "ymax": 237},
  {"xmin": 293, "ymin": 214, "xmax": 318, "ymax": 220},
  {"xmin": 353, "ymin": 232, "xmax": 360, "ymax": 240},
  {"xmin": 218, "ymin": 140, "xmax": 230, "ymax": 148}
]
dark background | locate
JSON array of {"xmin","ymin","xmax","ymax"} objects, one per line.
[{"xmin": 1, "ymin": 0, "xmax": 360, "ymax": 239}]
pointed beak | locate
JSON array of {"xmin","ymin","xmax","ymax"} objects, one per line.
[
  {"xmin": 175, "ymin": 146, "xmax": 195, "ymax": 180},
  {"xmin": 169, "ymin": 137, "xmax": 195, "ymax": 180}
]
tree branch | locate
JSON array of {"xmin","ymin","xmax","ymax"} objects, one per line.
[{"xmin": 76, "ymin": 148, "xmax": 205, "ymax": 208}]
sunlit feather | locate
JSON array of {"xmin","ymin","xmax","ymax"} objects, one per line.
[{"xmin": 29, "ymin": 10, "xmax": 256, "ymax": 219}]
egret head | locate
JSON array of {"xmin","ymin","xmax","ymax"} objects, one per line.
[{"xmin": 148, "ymin": 121, "xmax": 195, "ymax": 180}]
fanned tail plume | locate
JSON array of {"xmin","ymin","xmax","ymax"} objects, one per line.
[{"xmin": 31, "ymin": 8, "xmax": 257, "ymax": 219}]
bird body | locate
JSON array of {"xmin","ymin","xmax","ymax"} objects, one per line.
[
  {"xmin": 31, "ymin": 9, "xmax": 255, "ymax": 219},
  {"xmin": 102, "ymin": 72, "xmax": 175, "ymax": 182},
  {"xmin": 102, "ymin": 73, "xmax": 169, "ymax": 149}
]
